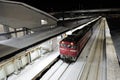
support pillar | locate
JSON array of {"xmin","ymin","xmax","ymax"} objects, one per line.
[{"xmin": 3, "ymin": 25, "xmax": 11, "ymax": 39}]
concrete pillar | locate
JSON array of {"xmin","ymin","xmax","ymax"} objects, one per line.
[
  {"xmin": 14, "ymin": 28, "xmax": 17, "ymax": 38},
  {"xmin": 13, "ymin": 59, "xmax": 20, "ymax": 75},
  {"xmin": 3, "ymin": 25, "xmax": 11, "ymax": 39},
  {"xmin": 23, "ymin": 27, "xmax": 26, "ymax": 36},
  {"xmin": 27, "ymin": 52, "xmax": 31, "ymax": 64},
  {"xmin": 0, "ymin": 67, "xmax": 7, "ymax": 80},
  {"xmin": 23, "ymin": 27, "xmax": 30, "ymax": 35}
]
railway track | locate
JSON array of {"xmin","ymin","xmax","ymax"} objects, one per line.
[
  {"xmin": 38, "ymin": 19, "xmax": 106, "ymax": 80},
  {"xmin": 40, "ymin": 60, "xmax": 69, "ymax": 80},
  {"xmin": 79, "ymin": 19, "xmax": 105, "ymax": 80}
]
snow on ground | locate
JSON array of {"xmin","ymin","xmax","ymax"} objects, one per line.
[{"xmin": 8, "ymin": 51, "xmax": 59, "ymax": 80}]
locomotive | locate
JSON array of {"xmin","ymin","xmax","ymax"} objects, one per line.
[{"xmin": 59, "ymin": 25, "xmax": 93, "ymax": 61}]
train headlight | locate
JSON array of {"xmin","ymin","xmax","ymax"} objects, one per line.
[
  {"xmin": 70, "ymin": 42, "xmax": 74, "ymax": 45},
  {"xmin": 61, "ymin": 41, "xmax": 64, "ymax": 44}
]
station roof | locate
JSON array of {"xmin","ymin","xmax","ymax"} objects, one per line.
[
  {"xmin": 0, "ymin": 26, "xmax": 68, "ymax": 59},
  {"xmin": 0, "ymin": 0, "xmax": 57, "ymax": 29},
  {"xmin": 65, "ymin": 9, "xmax": 120, "ymax": 13}
]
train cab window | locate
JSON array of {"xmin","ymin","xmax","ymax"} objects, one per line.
[
  {"xmin": 67, "ymin": 44, "xmax": 71, "ymax": 48},
  {"xmin": 60, "ymin": 43, "xmax": 70, "ymax": 48},
  {"xmin": 60, "ymin": 43, "xmax": 77, "ymax": 49},
  {"xmin": 60, "ymin": 44, "xmax": 67, "ymax": 47}
]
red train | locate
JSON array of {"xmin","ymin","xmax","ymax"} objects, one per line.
[{"xmin": 59, "ymin": 25, "xmax": 92, "ymax": 61}]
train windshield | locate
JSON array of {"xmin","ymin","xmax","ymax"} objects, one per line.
[{"xmin": 60, "ymin": 42, "xmax": 77, "ymax": 49}]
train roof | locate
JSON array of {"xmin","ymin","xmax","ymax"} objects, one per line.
[
  {"xmin": 72, "ymin": 29, "xmax": 81, "ymax": 34},
  {"xmin": 62, "ymin": 35, "xmax": 82, "ymax": 43},
  {"xmin": 62, "ymin": 25, "xmax": 91, "ymax": 43}
]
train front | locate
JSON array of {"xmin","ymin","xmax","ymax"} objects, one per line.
[{"xmin": 59, "ymin": 38, "xmax": 78, "ymax": 61}]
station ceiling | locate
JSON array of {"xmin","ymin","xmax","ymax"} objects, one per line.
[
  {"xmin": 10, "ymin": 0, "xmax": 120, "ymax": 12},
  {"xmin": 0, "ymin": 0, "xmax": 57, "ymax": 29}
]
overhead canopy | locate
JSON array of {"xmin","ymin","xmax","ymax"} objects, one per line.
[{"xmin": 0, "ymin": 0, "xmax": 57, "ymax": 29}]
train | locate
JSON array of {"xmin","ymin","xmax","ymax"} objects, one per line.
[{"xmin": 59, "ymin": 25, "xmax": 93, "ymax": 61}]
